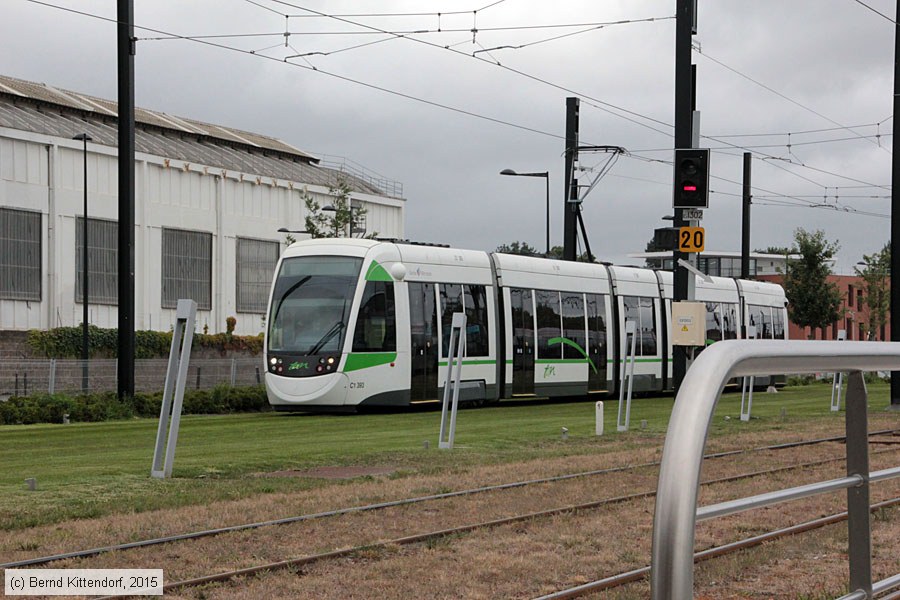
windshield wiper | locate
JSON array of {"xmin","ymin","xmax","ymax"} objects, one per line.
[
  {"xmin": 307, "ymin": 321, "xmax": 344, "ymax": 355},
  {"xmin": 271, "ymin": 276, "xmax": 311, "ymax": 325}
]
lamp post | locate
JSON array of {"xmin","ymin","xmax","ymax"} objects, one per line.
[
  {"xmin": 277, "ymin": 226, "xmax": 310, "ymax": 242},
  {"xmin": 321, "ymin": 204, "xmax": 358, "ymax": 237},
  {"xmin": 500, "ymin": 169, "xmax": 550, "ymax": 255},
  {"xmin": 73, "ymin": 133, "xmax": 92, "ymax": 392}
]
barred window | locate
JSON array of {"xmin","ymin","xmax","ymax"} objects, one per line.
[
  {"xmin": 76, "ymin": 217, "xmax": 118, "ymax": 305},
  {"xmin": 236, "ymin": 237, "xmax": 279, "ymax": 313},
  {"xmin": 0, "ymin": 208, "xmax": 41, "ymax": 301},
  {"xmin": 161, "ymin": 228, "xmax": 212, "ymax": 310}
]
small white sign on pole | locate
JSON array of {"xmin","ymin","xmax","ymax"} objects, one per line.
[
  {"xmin": 151, "ymin": 299, "xmax": 197, "ymax": 479},
  {"xmin": 438, "ymin": 312, "xmax": 467, "ymax": 450},
  {"xmin": 831, "ymin": 329, "xmax": 847, "ymax": 412},
  {"xmin": 740, "ymin": 326, "xmax": 756, "ymax": 422},
  {"xmin": 617, "ymin": 321, "xmax": 637, "ymax": 432}
]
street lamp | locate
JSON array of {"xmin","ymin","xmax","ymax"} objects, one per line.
[
  {"xmin": 500, "ymin": 169, "xmax": 550, "ymax": 255},
  {"xmin": 73, "ymin": 133, "xmax": 92, "ymax": 392},
  {"xmin": 321, "ymin": 204, "xmax": 360, "ymax": 237}
]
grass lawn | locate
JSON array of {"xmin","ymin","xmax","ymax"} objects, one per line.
[{"xmin": 1, "ymin": 381, "xmax": 896, "ymax": 530}]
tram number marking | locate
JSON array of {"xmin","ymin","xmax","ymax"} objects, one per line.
[
  {"xmin": 678, "ymin": 226, "xmax": 705, "ymax": 253},
  {"xmin": 350, "ymin": 382, "xmax": 365, "ymax": 389}
]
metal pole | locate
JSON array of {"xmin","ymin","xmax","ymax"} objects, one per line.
[
  {"xmin": 741, "ymin": 152, "xmax": 751, "ymax": 280},
  {"xmin": 563, "ymin": 97, "xmax": 579, "ymax": 262},
  {"xmin": 672, "ymin": 0, "xmax": 695, "ymax": 392},
  {"xmin": 81, "ymin": 136, "xmax": 89, "ymax": 392},
  {"xmin": 891, "ymin": 0, "xmax": 900, "ymax": 407},
  {"xmin": 845, "ymin": 371, "xmax": 873, "ymax": 596},
  {"xmin": 544, "ymin": 173, "xmax": 550, "ymax": 256},
  {"xmin": 117, "ymin": 0, "xmax": 136, "ymax": 399}
]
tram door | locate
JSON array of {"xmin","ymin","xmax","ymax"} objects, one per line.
[
  {"xmin": 409, "ymin": 283, "xmax": 439, "ymax": 401},
  {"xmin": 509, "ymin": 288, "xmax": 535, "ymax": 395},
  {"xmin": 586, "ymin": 293, "xmax": 608, "ymax": 393}
]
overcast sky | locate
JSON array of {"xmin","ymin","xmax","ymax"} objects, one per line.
[{"xmin": 2, "ymin": 0, "xmax": 895, "ymax": 273}]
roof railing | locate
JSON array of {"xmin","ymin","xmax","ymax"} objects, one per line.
[
  {"xmin": 316, "ymin": 154, "xmax": 404, "ymax": 198},
  {"xmin": 651, "ymin": 339, "xmax": 900, "ymax": 600}
]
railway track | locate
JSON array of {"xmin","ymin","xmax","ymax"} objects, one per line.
[
  {"xmin": 83, "ymin": 453, "xmax": 900, "ymax": 599},
  {"xmin": 4, "ymin": 429, "xmax": 895, "ymax": 571},
  {"xmin": 534, "ymin": 497, "xmax": 900, "ymax": 600},
  {"xmin": 0, "ymin": 439, "xmax": 865, "ymax": 597}
]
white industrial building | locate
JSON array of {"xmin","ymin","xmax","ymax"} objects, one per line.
[{"xmin": 0, "ymin": 75, "xmax": 405, "ymax": 335}]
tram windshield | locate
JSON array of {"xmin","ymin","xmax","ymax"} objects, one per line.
[{"xmin": 267, "ymin": 256, "xmax": 362, "ymax": 355}]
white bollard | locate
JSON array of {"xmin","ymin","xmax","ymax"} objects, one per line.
[{"xmin": 595, "ymin": 401, "xmax": 604, "ymax": 436}]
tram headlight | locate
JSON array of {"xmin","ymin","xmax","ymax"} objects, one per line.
[
  {"xmin": 327, "ymin": 356, "xmax": 335, "ymax": 365},
  {"xmin": 270, "ymin": 357, "xmax": 278, "ymax": 365}
]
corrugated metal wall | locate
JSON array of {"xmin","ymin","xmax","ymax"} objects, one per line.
[{"xmin": 0, "ymin": 132, "xmax": 405, "ymax": 334}]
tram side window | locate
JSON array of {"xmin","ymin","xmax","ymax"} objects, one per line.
[
  {"xmin": 440, "ymin": 283, "xmax": 464, "ymax": 356},
  {"xmin": 722, "ymin": 303, "xmax": 739, "ymax": 340},
  {"xmin": 586, "ymin": 293, "xmax": 608, "ymax": 360},
  {"xmin": 747, "ymin": 305, "xmax": 772, "ymax": 339},
  {"xmin": 561, "ymin": 293, "xmax": 586, "ymax": 359},
  {"xmin": 622, "ymin": 296, "xmax": 657, "ymax": 356},
  {"xmin": 705, "ymin": 302, "xmax": 723, "ymax": 343},
  {"xmin": 772, "ymin": 308, "xmax": 785, "ymax": 339},
  {"xmin": 536, "ymin": 290, "xmax": 562, "ymax": 359},
  {"xmin": 463, "ymin": 284, "xmax": 490, "ymax": 357},
  {"xmin": 352, "ymin": 281, "xmax": 396, "ymax": 352},
  {"xmin": 639, "ymin": 297, "xmax": 657, "ymax": 355}
]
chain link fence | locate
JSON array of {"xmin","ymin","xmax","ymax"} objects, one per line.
[{"xmin": 0, "ymin": 358, "xmax": 265, "ymax": 398}]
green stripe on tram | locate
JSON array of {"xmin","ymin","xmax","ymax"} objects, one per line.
[
  {"xmin": 607, "ymin": 358, "xmax": 668, "ymax": 363},
  {"xmin": 343, "ymin": 352, "xmax": 397, "ymax": 372},
  {"xmin": 365, "ymin": 261, "xmax": 393, "ymax": 282},
  {"xmin": 548, "ymin": 337, "xmax": 598, "ymax": 373},
  {"xmin": 438, "ymin": 359, "xmax": 497, "ymax": 366}
]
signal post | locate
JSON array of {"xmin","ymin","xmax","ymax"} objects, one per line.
[{"xmin": 672, "ymin": 0, "xmax": 703, "ymax": 392}]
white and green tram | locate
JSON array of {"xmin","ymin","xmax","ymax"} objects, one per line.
[{"xmin": 264, "ymin": 239, "xmax": 788, "ymax": 411}]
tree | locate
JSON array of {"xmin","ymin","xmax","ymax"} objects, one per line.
[
  {"xmin": 495, "ymin": 241, "xmax": 540, "ymax": 256},
  {"xmin": 755, "ymin": 246, "xmax": 796, "ymax": 256},
  {"xmin": 303, "ymin": 177, "xmax": 370, "ymax": 239},
  {"xmin": 782, "ymin": 228, "xmax": 843, "ymax": 339},
  {"xmin": 855, "ymin": 241, "xmax": 890, "ymax": 340}
]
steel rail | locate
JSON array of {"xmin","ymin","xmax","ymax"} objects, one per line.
[
  {"xmin": 535, "ymin": 497, "xmax": 900, "ymax": 600},
  {"xmin": 89, "ymin": 467, "xmax": 900, "ymax": 599},
  {"xmin": 6, "ymin": 428, "xmax": 897, "ymax": 570},
  {"xmin": 652, "ymin": 340, "xmax": 900, "ymax": 599}
]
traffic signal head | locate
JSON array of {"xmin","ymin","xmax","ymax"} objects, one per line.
[{"xmin": 673, "ymin": 148, "xmax": 710, "ymax": 209}]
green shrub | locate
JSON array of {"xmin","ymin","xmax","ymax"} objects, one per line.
[
  {"xmin": 0, "ymin": 386, "xmax": 269, "ymax": 425},
  {"xmin": 27, "ymin": 327, "xmax": 264, "ymax": 358}
]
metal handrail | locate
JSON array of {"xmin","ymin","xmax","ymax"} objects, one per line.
[{"xmin": 650, "ymin": 340, "xmax": 900, "ymax": 600}]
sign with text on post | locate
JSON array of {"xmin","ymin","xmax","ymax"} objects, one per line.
[
  {"xmin": 678, "ymin": 226, "xmax": 705, "ymax": 253},
  {"xmin": 671, "ymin": 302, "xmax": 707, "ymax": 346}
]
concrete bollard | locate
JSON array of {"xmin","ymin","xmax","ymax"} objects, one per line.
[
  {"xmin": 25, "ymin": 478, "xmax": 36, "ymax": 491},
  {"xmin": 561, "ymin": 427, "xmax": 569, "ymax": 441},
  {"xmin": 595, "ymin": 401, "xmax": 604, "ymax": 436}
]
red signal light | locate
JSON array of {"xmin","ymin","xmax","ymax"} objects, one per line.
[{"xmin": 683, "ymin": 184, "xmax": 697, "ymax": 192}]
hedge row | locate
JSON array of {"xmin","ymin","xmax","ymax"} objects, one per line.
[
  {"xmin": 0, "ymin": 385, "xmax": 270, "ymax": 425},
  {"xmin": 27, "ymin": 326, "xmax": 264, "ymax": 359}
]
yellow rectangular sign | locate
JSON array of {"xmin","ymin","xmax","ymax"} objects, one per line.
[{"xmin": 679, "ymin": 226, "xmax": 705, "ymax": 253}]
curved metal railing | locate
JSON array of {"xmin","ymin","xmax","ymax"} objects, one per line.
[{"xmin": 651, "ymin": 340, "xmax": 900, "ymax": 600}]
